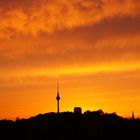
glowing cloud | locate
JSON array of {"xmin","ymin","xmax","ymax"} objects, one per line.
[{"xmin": 0, "ymin": 0, "xmax": 140, "ymax": 38}]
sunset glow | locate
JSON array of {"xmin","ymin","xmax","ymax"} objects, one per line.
[{"xmin": 0, "ymin": 0, "xmax": 140, "ymax": 120}]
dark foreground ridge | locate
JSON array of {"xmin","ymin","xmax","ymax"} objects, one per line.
[{"xmin": 0, "ymin": 110, "xmax": 140, "ymax": 140}]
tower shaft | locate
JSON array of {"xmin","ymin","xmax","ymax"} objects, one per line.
[
  {"xmin": 56, "ymin": 80, "xmax": 60, "ymax": 113},
  {"xmin": 57, "ymin": 99, "xmax": 60, "ymax": 113}
]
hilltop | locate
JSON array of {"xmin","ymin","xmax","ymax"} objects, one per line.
[{"xmin": 0, "ymin": 110, "xmax": 140, "ymax": 140}]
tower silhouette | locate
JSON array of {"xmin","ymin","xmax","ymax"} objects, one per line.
[{"xmin": 56, "ymin": 80, "xmax": 60, "ymax": 113}]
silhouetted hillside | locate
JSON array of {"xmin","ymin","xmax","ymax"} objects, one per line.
[{"xmin": 0, "ymin": 110, "xmax": 140, "ymax": 140}]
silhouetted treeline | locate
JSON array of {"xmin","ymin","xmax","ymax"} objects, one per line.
[{"xmin": 0, "ymin": 110, "xmax": 140, "ymax": 140}]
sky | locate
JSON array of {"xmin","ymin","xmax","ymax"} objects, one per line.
[{"xmin": 0, "ymin": 0, "xmax": 140, "ymax": 120}]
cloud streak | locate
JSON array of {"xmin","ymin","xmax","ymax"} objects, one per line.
[{"xmin": 0, "ymin": 0, "xmax": 140, "ymax": 38}]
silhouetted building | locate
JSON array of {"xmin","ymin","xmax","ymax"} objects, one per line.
[
  {"xmin": 132, "ymin": 112, "xmax": 135, "ymax": 120},
  {"xmin": 56, "ymin": 81, "xmax": 60, "ymax": 113},
  {"xmin": 84, "ymin": 110, "xmax": 91, "ymax": 115},
  {"xmin": 74, "ymin": 107, "xmax": 82, "ymax": 114},
  {"xmin": 16, "ymin": 117, "xmax": 20, "ymax": 121}
]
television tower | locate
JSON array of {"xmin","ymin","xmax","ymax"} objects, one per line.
[{"xmin": 56, "ymin": 80, "xmax": 60, "ymax": 113}]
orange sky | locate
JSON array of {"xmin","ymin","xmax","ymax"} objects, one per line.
[{"xmin": 0, "ymin": 0, "xmax": 140, "ymax": 120}]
